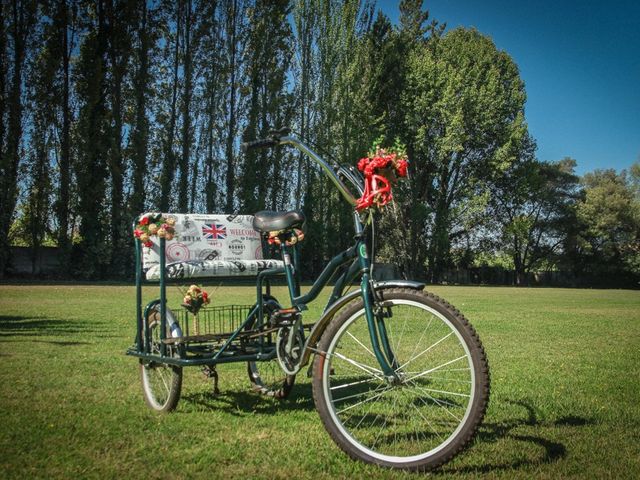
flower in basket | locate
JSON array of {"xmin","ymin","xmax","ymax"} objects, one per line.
[
  {"xmin": 133, "ymin": 213, "xmax": 176, "ymax": 247},
  {"xmin": 181, "ymin": 284, "xmax": 211, "ymax": 316},
  {"xmin": 355, "ymin": 140, "xmax": 409, "ymax": 211}
]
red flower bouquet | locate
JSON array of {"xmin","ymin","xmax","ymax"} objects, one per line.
[{"xmin": 356, "ymin": 144, "xmax": 408, "ymax": 211}]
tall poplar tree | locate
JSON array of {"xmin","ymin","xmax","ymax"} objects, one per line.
[
  {"xmin": 0, "ymin": 0, "xmax": 36, "ymax": 276},
  {"xmin": 129, "ymin": 0, "xmax": 155, "ymax": 216},
  {"xmin": 239, "ymin": 0, "xmax": 293, "ymax": 214},
  {"xmin": 74, "ymin": 0, "xmax": 110, "ymax": 277}
]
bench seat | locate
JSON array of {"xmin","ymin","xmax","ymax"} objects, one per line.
[
  {"xmin": 145, "ymin": 259, "xmax": 283, "ymax": 280},
  {"xmin": 140, "ymin": 213, "xmax": 283, "ymax": 281}
]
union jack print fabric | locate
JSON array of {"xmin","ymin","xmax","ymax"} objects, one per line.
[{"xmin": 202, "ymin": 223, "xmax": 227, "ymax": 240}]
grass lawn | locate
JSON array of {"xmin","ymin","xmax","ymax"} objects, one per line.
[{"xmin": 0, "ymin": 283, "xmax": 639, "ymax": 479}]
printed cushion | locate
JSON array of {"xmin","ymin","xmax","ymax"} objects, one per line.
[{"xmin": 141, "ymin": 213, "xmax": 283, "ymax": 280}]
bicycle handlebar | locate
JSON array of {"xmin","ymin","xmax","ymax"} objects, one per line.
[
  {"xmin": 240, "ymin": 138, "xmax": 278, "ymax": 152},
  {"xmin": 241, "ymin": 130, "xmax": 359, "ymax": 207},
  {"xmin": 240, "ymin": 127, "xmax": 291, "ymax": 153}
]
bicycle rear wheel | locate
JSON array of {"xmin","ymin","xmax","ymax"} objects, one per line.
[
  {"xmin": 246, "ymin": 296, "xmax": 295, "ymax": 398},
  {"xmin": 140, "ymin": 310, "xmax": 183, "ymax": 412},
  {"xmin": 247, "ymin": 360, "xmax": 295, "ymax": 399},
  {"xmin": 312, "ymin": 288, "xmax": 489, "ymax": 471}
]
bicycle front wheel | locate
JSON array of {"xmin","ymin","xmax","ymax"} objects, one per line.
[{"xmin": 311, "ymin": 288, "xmax": 489, "ymax": 471}]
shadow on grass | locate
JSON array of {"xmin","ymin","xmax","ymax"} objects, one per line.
[
  {"xmin": 182, "ymin": 381, "xmax": 315, "ymax": 415},
  {"xmin": 183, "ymin": 389, "xmax": 591, "ymax": 473},
  {"xmin": 0, "ymin": 314, "xmax": 109, "ymax": 339},
  {"xmin": 441, "ymin": 400, "xmax": 594, "ymax": 475}
]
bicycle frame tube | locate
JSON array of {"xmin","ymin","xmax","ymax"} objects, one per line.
[
  {"xmin": 135, "ymin": 237, "xmax": 143, "ymax": 351},
  {"xmin": 130, "ymin": 136, "xmax": 398, "ymax": 378},
  {"xmin": 284, "ymin": 245, "xmax": 358, "ymax": 308}
]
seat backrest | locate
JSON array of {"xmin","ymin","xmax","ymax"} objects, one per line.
[{"xmin": 141, "ymin": 213, "xmax": 264, "ymax": 272}]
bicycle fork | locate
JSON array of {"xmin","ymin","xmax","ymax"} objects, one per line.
[{"xmin": 357, "ymin": 239, "xmax": 400, "ymax": 382}]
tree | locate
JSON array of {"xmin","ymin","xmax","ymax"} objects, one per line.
[
  {"xmin": 221, "ymin": 0, "xmax": 247, "ymax": 213},
  {"xmin": 401, "ymin": 28, "xmax": 528, "ymax": 282},
  {"xmin": 157, "ymin": 0, "xmax": 183, "ymax": 212},
  {"xmin": 292, "ymin": 0, "xmax": 375, "ymax": 276},
  {"xmin": 41, "ymin": 0, "xmax": 78, "ymax": 268},
  {"xmin": 365, "ymin": 3, "xmax": 438, "ymax": 276},
  {"xmin": 105, "ymin": 0, "xmax": 135, "ymax": 276},
  {"xmin": 488, "ymin": 154, "xmax": 579, "ymax": 284},
  {"xmin": 23, "ymin": 1, "xmax": 60, "ymax": 274},
  {"xmin": 575, "ymin": 166, "xmax": 640, "ymax": 277},
  {"xmin": 0, "ymin": 0, "xmax": 37, "ymax": 277},
  {"xmin": 128, "ymin": 0, "xmax": 156, "ymax": 217},
  {"xmin": 73, "ymin": 0, "xmax": 110, "ymax": 278},
  {"xmin": 197, "ymin": 0, "xmax": 222, "ymax": 213},
  {"xmin": 239, "ymin": 0, "xmax": 293, "ymax": 214}
]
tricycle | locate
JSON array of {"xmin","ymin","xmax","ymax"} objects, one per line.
[{"xmin": 126, "ymin": 131, "xmax": 490, "ymax": 471}]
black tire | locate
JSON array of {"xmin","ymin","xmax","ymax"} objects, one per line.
[
  {"xmin": 140, "ymin": 310, "xmax": 183, "ymax": 413},
  {"xmin": 312, "ymin": 288, "xmax": 490, "ymax": 471},
  {"xmin": 246, "ymin": 296, "xmax": 296, "ymax": 399}
]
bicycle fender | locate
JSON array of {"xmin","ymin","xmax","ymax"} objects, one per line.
[{"xmin": 300, "ymin": 280, "xmax": 425, "ymax": 368}]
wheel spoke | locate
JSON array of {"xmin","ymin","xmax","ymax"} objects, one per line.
[
  {"xmin": 407, "ymin": 379, "xmax": 464, "ymax": 422},
  {"xmin": 335, "ymin": 386, "xmax": 394, "ymax": 415},
  {"xmin": 330, "ymin": 351, "xmax": 384, "ymax": 380},
  {"xmin": 346, "ymin": 331, "xmax": 377, "ymax": 360},
  {"xmin": 426, "ymin": 375, "xmax": 472, "ymax": 384},
  {"xmin": 404, "ymin": 316, "xmax": 434, "ymax": 372},
  {"xmin": 159, "ymin": 368, "xmax": 170, "ymax": 395},
  {"xmin": 418, "ymin": 387, "xmax": 470, "ymax": 398},
  {"xmin": 333, "ymin": 383, "xmax": 387, "ymax": 404},
  {"xmin": 331, "ymin": 377, "xmax": 377, "ymax": 391},
  {"xmin": 409, "ymin": 401, "xmax": 444, "ymax": 441},
  {"xmin": 405, "ymin": 355, "xmax": 467, "ymax": 382},
  {"xmin": 396, "ymin": 331, "xmax": 454, "ymax": 372}
]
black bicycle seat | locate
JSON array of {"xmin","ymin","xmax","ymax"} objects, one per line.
[{"xmin": 252, "ymin": 210, "xmax": 305, "ymax": 233}]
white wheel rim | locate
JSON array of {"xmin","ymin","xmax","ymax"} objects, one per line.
[{"xmin": 322, "ymin": 299, "xmax": 477, "ymax": 463}]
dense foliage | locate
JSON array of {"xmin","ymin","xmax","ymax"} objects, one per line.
[{"xmin": 1, "ymin": 0, "xmax": 638, "ymax": 285}]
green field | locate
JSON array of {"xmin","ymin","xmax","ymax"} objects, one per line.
[{"xmin": 0, "ymin": 284, "xmax": 638, "ymax": 479}]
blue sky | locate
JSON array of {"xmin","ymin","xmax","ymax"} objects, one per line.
[{"xmin": 378, "ymin": 0, "xmax": 640, "ymax": 175}]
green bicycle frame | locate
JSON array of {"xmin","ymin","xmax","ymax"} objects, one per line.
[{"xmin": 129, "ymin": 135, "xmax": 401, "ymax": 378}]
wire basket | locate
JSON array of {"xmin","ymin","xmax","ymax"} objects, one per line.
[{"xmin": 179, "ymin": 304, "xmax": 253, "ymax": 339}]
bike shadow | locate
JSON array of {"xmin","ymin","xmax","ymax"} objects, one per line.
[
  {"xmin": 181, "ymin": 381, "xmax": 316, "ymax": 416},
  {"xmin": 182, "ymin": 390, "xmax": 591, "ymax": 474},
  {"xmin": 439, "ymin": 399, "xmax": 593, "ymax": 475}
]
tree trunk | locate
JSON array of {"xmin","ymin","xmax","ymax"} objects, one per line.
[
  {"xmin": 428, "ymin": 201, "xmax": 450, "ymax": 283},
  {"xmin": 178, "ymin": 0, "xmax": 192, "ymax": 213},
  {"xmin": 224, "ymin": 0, "xmax": 238, "ymax": 213},
  {"xmin": 57, "ymin": 0, "xmax": 72, "ymax": 265},
  {"xmin": 107, "ymin": 0, "xmax": 131, "ymax": 277},
  {"xmin": 130, "ymin": 0, "xmax": 149, "ymax": 217},
  {"xmin": 0, "ymin": 0, "xmax": 32, "ymax": 277},
  {"xmin": 159, "ymin": 0, "xmax": 182, "ymax": 212}
]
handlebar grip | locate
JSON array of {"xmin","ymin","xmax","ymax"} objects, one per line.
[{"xmin": 240, "ymin": 138, "xmax": 279, "ymax": 153}]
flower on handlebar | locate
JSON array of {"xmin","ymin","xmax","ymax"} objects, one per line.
[{"xmin": 356, "ymin": 142, "xmax": 408, "ymax": 211}]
